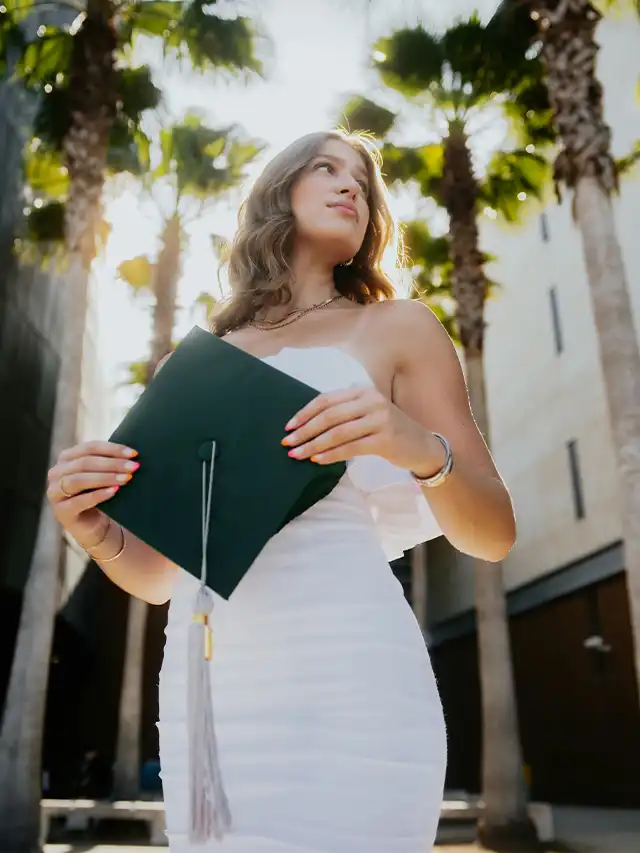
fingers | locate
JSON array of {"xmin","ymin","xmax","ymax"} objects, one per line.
[
  {"xmin": 284, "ymin": 386, "xmax": 388, "ymax": 462},
  {"xmin": 287, "ymin": 415, "xmax": 378, "ymax": 461},
  {"xmin": 284, "ymin": 397, "xmax": 370, "ymax": 450},
  {"xmin": 51, "ymin": 469, "xmax": 136, "ymax": 502},
  {"xmin": 309, "ymin": 437, "xmax": 378, "ymax": 464},
  {"xmin": 47, "ymin": 448, "xmax": 140, "ymax": 510},
  {"xmin": 57, "ymin": 440, "xmax": 137, "ymax": 465},
  {"xmin": 60, "ymin": 485, "xmax": 121, "ymax": 515},
  {"xmin": 49, "ymin": 453, "xmax": 140, "ymax": 487},
  {"xmin": 286, "ymin": 387, "xmax": 364, "ymax": 431}
]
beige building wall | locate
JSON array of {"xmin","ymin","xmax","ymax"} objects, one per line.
[{"xmin": 427, "ymin": 13, "xmax": 640, "ymax": 627}]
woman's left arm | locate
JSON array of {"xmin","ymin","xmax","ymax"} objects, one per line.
[
  {"xmin": 389, "ymin": 301, "xmax": 516, "ymax": 563},
  {"xmin": 283, "ymin": 301, "xmax": 516, "ymax": 563}
]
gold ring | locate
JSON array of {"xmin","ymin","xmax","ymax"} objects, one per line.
[{"xmin": 60, "ymin": 477, "xmax": 74, "ymax": 498}]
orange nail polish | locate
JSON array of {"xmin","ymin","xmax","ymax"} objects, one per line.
[{"xmin": 281, "ymin": 437, "xmax": 290, "ymax": 446}]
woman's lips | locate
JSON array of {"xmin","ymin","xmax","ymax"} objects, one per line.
[{"xmin": 328, "ymin": 203, "xmax": 357, "ymax": 218}]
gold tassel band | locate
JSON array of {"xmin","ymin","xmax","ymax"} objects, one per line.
[{"xmin": 192, "ymin": 613, "xmax": 213, "ymax": 660}]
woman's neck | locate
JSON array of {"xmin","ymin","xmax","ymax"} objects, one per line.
[{"xmin": 286, "ymin": 246, "xmax": 339, "ymax": 312}]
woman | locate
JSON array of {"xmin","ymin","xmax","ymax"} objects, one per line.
[{"xmin": 47, "ymin": 130, "xmax": 516, "ymax": 853}]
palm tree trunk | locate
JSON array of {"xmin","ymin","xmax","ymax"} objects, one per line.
[
  {"xmin": 0, "ymin": 4, "xmax": 116, "ymax": 847},
  {"xmin": 442, "ymin": 120, "xmax": 537, "ymax": 849},
  {"xmin": 532, "ymin": 0, "xmax": 640, "ymax": 710},
  {"xmin": 573, "ymin": 177, "xmax": 640, "ymax": 702},
  {"xmin": 146, "ymin": 214, "xmax": 182, "ymax": 381},
  {"xmin": 466, "ymin": 356, "xmax": 536, "ymax": 851},
  {"xmin": 113, "ymin": 214, "xmax": 182, "ymax": 800},
  {"xmin": 112, "ymin": 596, "xmax": 148, "ymax": 800}
]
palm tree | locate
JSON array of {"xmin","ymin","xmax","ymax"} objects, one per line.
[
  {"xmin": 492, "ymin": 0, "xmax": 640, "ymax": 716},
  {"xmin": 0, "ymin": 4, "xmax": 262, "ymax": 849},
  {"xmin": 342, "ymin": 16, "xmax": 550, "ymax": 849},
  {"xmin": 113, "ymin": 117, "xmax": 262, "ymax": 798}
]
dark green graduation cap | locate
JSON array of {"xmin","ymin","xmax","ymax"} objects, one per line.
[
  {"xmin": 103, "ymin": 324, "xmax": 346, "ymax": 599},
  {"xmin": 102, "ymin": 325, "xmax": 347, "ymax": 844}
]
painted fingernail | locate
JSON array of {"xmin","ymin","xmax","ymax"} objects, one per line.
[
  {"xmin": 108, "ymin": 486, "xmax": 119, "ymax": 494},
  {"xmin": 288, "ymin": 448, "xmax": 301, "ymax": 458},
  {"xmin": 285, "ymin": 419, "xmax": 296, "ymax": 431},
  {"xmin": 116, "ymin": 473, "xmax": 132, "ymax": 484},
  {"xmin": 281, "ymin": 437, "xmax": 291, "ymax": 447},
  {"xmin": 123, "ymin": 447, "xmax": 138, "ymax": 457},
  {"xmin": 123, "ymin": 460, "xmax": 140, "ymax": 471}
]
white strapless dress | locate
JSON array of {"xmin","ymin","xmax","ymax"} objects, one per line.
[{"xmin": 158, "ymin": 347, "xmax": 447, "ymax": 853}]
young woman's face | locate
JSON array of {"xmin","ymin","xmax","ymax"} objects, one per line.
[{"xmin": 290, "ymin": 139, "xmax": 370, "ymax": 263}]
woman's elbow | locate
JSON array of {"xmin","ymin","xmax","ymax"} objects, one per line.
[
  {"xmin": 144, "ymin": 590, "xmax": 172, "ymax": 606},
  {"xmin": 479, "ymin": 536, "xmax": 515, "ymax": 563},
  {"xmin": 453, "ymin": 513, "xmax": 516, "ymax": 564},
  {"xmin": 477, "ymin": 519, "xmax": 516, "ymax": 563}
]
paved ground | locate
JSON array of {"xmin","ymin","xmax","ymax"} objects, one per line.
[
  {"xmin": 45, "ymin": 844, "xmax": 568, "ymax": 853},
  {"xmin": 44, "ymin": 842, "xmax": 640, "ymax": 853},
  {"xmin": 43, "ymin": 805, "xmax": 640, "ymax": 853}
]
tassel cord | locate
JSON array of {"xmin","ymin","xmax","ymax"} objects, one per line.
[{"xmin": 187, "ymin": 441, "xmax": 233, "ymax": 843}]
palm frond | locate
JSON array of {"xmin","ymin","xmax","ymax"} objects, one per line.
[
  {"xmin": 0, "ymin": 6, "xmax": 26, "ymax": 75},
  {"xmin": 117, "ymin": 254, "xmax": 154, "ymax": 293},
  {"xmin": 123, "ymin": 359, "xmax": 150, "ymax": 389},
  {"xmin": 616, "ymin": 140, "xmax": 640, "ymax": 176},
  {"xmin": 381, "ymin": 143, "xmax": 445, "ymax": 202},
  {"xmin": 14, "ymin": 25, "xmax": 73, "ymax": 87},
  {"xmin": 155, "ymin": 117, "xmax": 263, "ymax": 200},
  {"xmin": 24, "ymin": 198, "xmax": 65, "ymax": 243},
  {"xmin": 373, "ymin": 27, "xmax": 444, "ymax": 98},
  {"xmin": 402, "ymin": 219, "xmax": 450, "ymax": 271},
  {"xmin": 116, "ymin": 64, "xmax": 163, "ymax": 123},
  {"xmin": 18, "ymin": 197, "xmax": 110, "ymax": 261},
  {"xmin": 24, "ymin": 144, "xmax": 69, "ymax": 199},
  {"xmin": 339, "ymin": 95, "xmax": 397, "ymax": 138},
  {"xmin": 129, "ymin": 1, "xmax": 262, "ymax": 75},
  {"xmin": 480, "ymin": 148, "xmax": 550, "ymax": 222},
  {"xmin": 399, "ymin": 218, "xmax": 457, "ymax": 339}
]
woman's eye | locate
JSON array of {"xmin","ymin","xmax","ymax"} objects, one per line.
[
  {"xmin": 315, "ymin": 161, "xmax": 334, "ymax": 174},
  {"xmin": 357, "ymin": 180, "xmax": 368, "ymax": 194}
]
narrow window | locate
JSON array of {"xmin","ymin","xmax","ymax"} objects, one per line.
[
  {"xmin": 540, "ymin": 212, "xmax": 550, "ymax": 242},
  {"xmin": 549, "ymin": 286, "xmax": 563, "ymax": 354},
  {"xmin": 567, "ymin": 440, "xmax": 586, "ymax": 519}
]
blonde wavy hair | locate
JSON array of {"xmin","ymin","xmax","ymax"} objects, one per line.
[{"xmin": 210, "ymin": 129, "xmax": 399, "ymax": 337}]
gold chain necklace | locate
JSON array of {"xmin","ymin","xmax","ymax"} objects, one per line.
[{"xmin": 249, "ymin": 295, "xmax": 343, "ymax": 331}]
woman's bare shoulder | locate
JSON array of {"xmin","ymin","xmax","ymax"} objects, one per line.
[{"xmin": 365, "ymin": 298, "xmax": 452, "ymax": 362}]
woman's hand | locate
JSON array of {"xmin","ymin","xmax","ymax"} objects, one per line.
[
  {"xmin": 46, "ymin": 440, "xmax": 140, "ymax": 548},
  {"xmin": 282, "ymin": 385, "xmax": 446, "ymax": 477}
]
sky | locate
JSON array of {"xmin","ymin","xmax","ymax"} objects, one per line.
[{"xmin": 93, "ymin": 0, "xmax": 500, "ymax": 431}]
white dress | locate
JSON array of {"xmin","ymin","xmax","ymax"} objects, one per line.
[{"xmin": 157, "ymin": 347, "xmax": 447, "ymax": 853}]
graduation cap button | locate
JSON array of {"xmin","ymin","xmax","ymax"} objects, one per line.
[{"xmin": 198, "ymin": 441, "xmax": 217, "ymax": 462}]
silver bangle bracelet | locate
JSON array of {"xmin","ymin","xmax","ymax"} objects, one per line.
[{"xmin": 411, "ymin": 433, "xmax": 454, "ymax": 488}]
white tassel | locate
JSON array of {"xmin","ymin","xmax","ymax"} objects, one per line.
[
  {"xmin": 187, "ymin": 443, "xmax": 232, "ymax": 843},
  {"xmin": 188, "ymin": 585, "xmax": 232, "ymax": 842}
]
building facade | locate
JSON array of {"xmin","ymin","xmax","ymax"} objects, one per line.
[{"xmin": 422, "ymin": 13, "xmax": 640, "ymax": 806}]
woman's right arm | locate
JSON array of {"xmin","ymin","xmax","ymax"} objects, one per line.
[
  {"xmin": 47, "ymin": 439, "xmax": 178, "ymax": 605},
  {"xmin": 83, "ymin": 518, "xmax": 178, "ymax": 605}
]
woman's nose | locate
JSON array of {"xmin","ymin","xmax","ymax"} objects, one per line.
[{"xmin": 338, "ymin": 177, "xmax": 359, "ymax": 198}]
